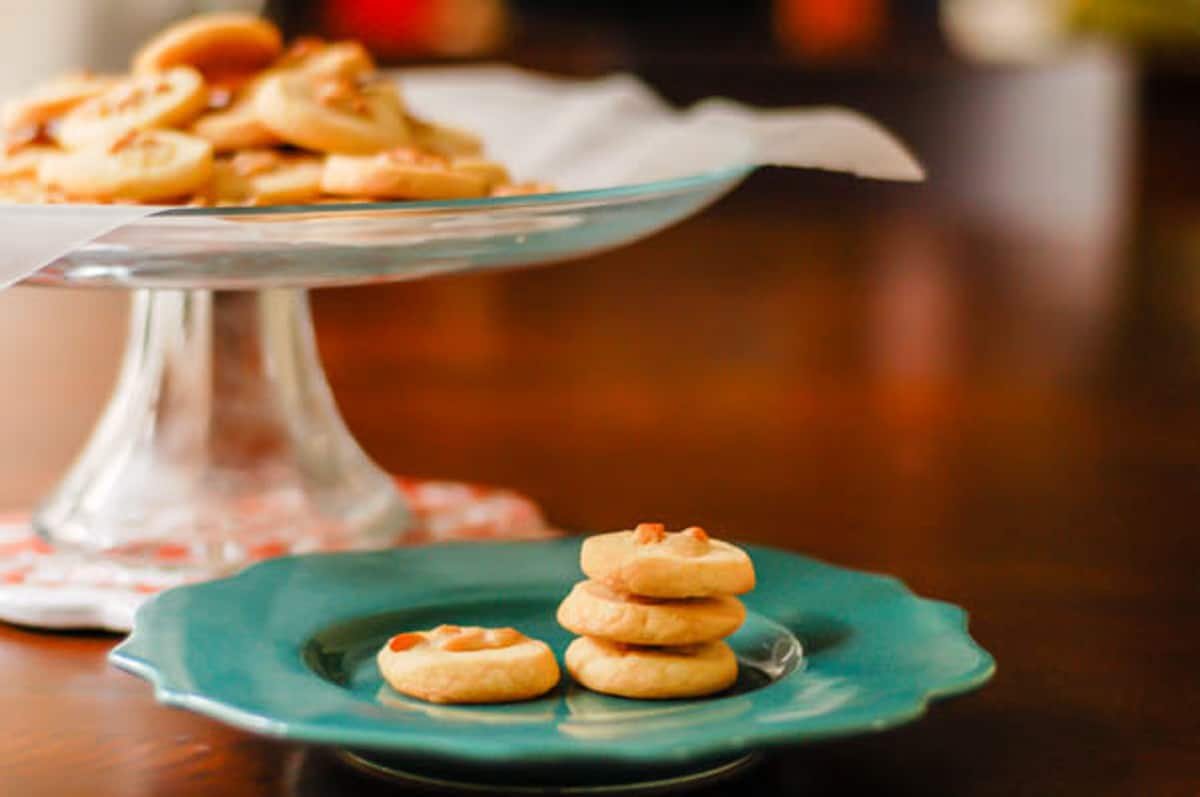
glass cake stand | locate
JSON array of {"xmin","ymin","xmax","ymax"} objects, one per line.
[{"xmin": 23, "ymin": 166, "xmax": 750, "ymax": 572}]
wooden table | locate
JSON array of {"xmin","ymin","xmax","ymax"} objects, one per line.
[{"xmin": 4, "ymin": 106, "xmax": 1200, "ymax": 794}]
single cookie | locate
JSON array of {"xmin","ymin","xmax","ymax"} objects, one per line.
[
  {"xmin": 54, "ymin": 67, "xmax": 208, "ymax": 150},
  {"xmin": 208, "ymin": 150, "xmax": 323, "ymax": 206},
  {"xmin": 322, "ymin": 148, "xmax": 489, "ymax": 200},
  {"xmin": 2, "ymin": 73, "xmax": 118, "ymax": 132},
  {"xmin": 190, "ymin": 99, "xmax": 280, "ymax": 151},
  {"xmin": 451, "ymin": 157, "xmax": 510, "ymax": 189},
  {"xmin": 491, "ymin": 181, "xmax": 556, "ymax": 197},
  {"xmin": 274, "ymin": 37, "xmax": 375, "ymax": 79},
  {"xmin": 0, "ymin": 176, "xmax": 60, "ymax": 204},
  {"xmin": 254, "ymin": 71, "xmax": 409, "ymax": 154},
  {"xmin": 133, "ymin": 12, "xmax": 283, "ymax": 76},
  {"xmin": 565, "ymin": 636, "xmax": 738, "ymax": 699},
  {"xmin": 39, "ymin": 129, "xmax": 212, "ymax": 202},
  {"xmin": 0, "ymin": 144, "xmax": 60, "ymax": 179},
  {"xmin": 407, "ymin": 113, "xmax": 483, "ymax": 158},
  {"xmin": 581, "ymin": 524, "xmax": 755, "ymax": 599},
  {"xmin": 377, "ymin": 624, "xmax": 560, "ymax": 704},
  {"xmin": 557, "ymin": 580, "xmax": 745, "ymax": 646}
]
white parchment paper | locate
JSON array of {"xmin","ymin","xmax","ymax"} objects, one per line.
[{"xmin": 0, "ymin": 65, "xmax": 922, "ymax": 290}]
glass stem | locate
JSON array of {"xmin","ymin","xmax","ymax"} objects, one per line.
[{"xmin": 33, "ymin": 288, "xmax": 409, "ymax": 567}]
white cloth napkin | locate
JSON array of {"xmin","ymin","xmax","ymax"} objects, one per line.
[{"xmin": 0, "ymin": 65, "xmax": 923, "ymax": 290}]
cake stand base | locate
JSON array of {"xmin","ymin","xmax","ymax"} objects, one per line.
[
  {"xmin": 337, "ymin": 749, "xmax": 760, "ymax": 795},
  {"xmin": 34, "ymin": 287, "xmax": 418, "ymax": 569}
]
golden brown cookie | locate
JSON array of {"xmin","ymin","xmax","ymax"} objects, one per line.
[
  {"xmin": 54, "ymin": 67, "xmax": 208, "ymax": 150},
  {"xmin": 491, "ymin": 181, "xmax": 556, "ymax": 197},
  {"xmin": 565, "ymin": 636, "xmax": 738, "ymax": 699},
  {"xmin": 0, "ymin": 144, "xmax": 60, "ymax": 179},
  {"xmin": 2, "ymin": 73, "xmax": 118, "ymax": 132},
  {"xmin": 254, "ymin": 71, "xmax": 409, "ymax": 154},
  {"xmin": 557, "ymin": 580, "xmax": 745, "ymax": 646},
  {"xmin": 132, "ymin": 13, "xmax": 283, "ymax": 77},
  {"xmin": 274, "ymin": 37, "xmax": 375, "ymax": 79},
  {"xmin": 376, "ymin": 624, "xmax": 560, "ymax": 704},
  {"xmin": 0, "ymin": 176, "xmax": 59, "ymax": 204},
  {"xmin": 407, "ymin": 113, "xmax": 483, "ymax": 158},
  {"xmin": 189, "ymin": 98, "xmax": 280, "ymax": 152},
  {"xmin": 39, "ymin": 129, "xmax": 213, "ymax": 202},
  {"xmin": 322, "ymin": 148, "xmax": 489, "ymax": 200},
  {"xmin": 208, "ymin": 149, "xmax": 323, "ymax": 206},
  {"xmin": 451, "ymin": 157, "xmax": 510, "ymax": 190},
  {"xmin": 581, "ymin": 524, "xmax": 755, "ymax": 599}
]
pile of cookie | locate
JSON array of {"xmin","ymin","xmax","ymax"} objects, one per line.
[
  {"xmin": 558, "ymin": 522, "xmax": 755, "ymax": 699},
  {"xmin": 0, "ymin": 13, "xmax": 546, "ymax": 206},
  {"xmin": 376, "ymin": 523, "xmax": 756, "ymax": 704}
]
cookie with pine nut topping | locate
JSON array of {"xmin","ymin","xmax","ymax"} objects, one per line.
[
  {"xmin": 580, "ymin": 523, "xmax": 756, "ymax": 599},
  {"xmin": 321, "ymin": 147, "xmax": 489, "ymax": 200},
  {"xmin": 254, "ymin": 71, "xmax": 409, "ymax": 154},
  {"xmin": 2, "ymin": 73, "xmax": 118, "ymax": 132},
  {"xmin": 564, "ymin": 636, "xmax": 738, "ymax": 699},
  {"xmin": 376, "ymin": 625, "xmax": 560, "ymax": 704},
  {"xmin": 132, "ymin": 13, "xmax": 283, "ymax": 77},
  {"xmin": 53, "ymin": 67, "xmax": 208, "ymax": 150},
  {"xmin": 557, "ymin": 580, "xmax": 745, "ymax": 646},
  {"xmin": 39, "ymin": 129, "xmax": 212, "ymax": 202}
]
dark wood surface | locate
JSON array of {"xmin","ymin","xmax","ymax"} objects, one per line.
[{"xmin": 4, "ymin": 75, "xmax": 1200, "ymax": 795}]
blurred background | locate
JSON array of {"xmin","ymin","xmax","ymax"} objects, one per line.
[
  {"xmin": 2, "ymin": 3, "xmax": 1199, "ymax": 791},
  {"xmin": 2, "ymin": 0, "xmax": 1199, "ymax": 529}
]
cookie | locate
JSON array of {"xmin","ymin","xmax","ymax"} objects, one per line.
[
  {"xmin": 254, "ymin": 71, "xmax": 409, "ymax": 154},
  {"xmin": 451, "ymin": 157, "xmax": 510, "ymax": 190},
  {"xmin": 376, "ymin": 624, "xmax": 560, "ymax": 704},
  {"xmin": 564, "ymin": 636, "xmax": 738, "ymax": 699},
  {"xmin": 0, "ymin": 176, "xmax": 59, "ymax": 204},
  {"xmin": 209, "ymin": 150, "xmax": 323, "ymax": 206},
  {"xmin": 581, "ymin": 524, "xmax": 755, "ymax": 599},
  {"xmin": 133, "ymin": 13, "xmax": 283, "ymax": 77},
  {"xmin": 189, "ymin": 100, "xmax": 280, "ymax": 152},
  {"xmin": 39, "ymin": 129, "xmax": 212, "ymax": 202},
  {"xmin": 2, "ymin": 73, "xmax": 117, "ymax": 132},
  {"xmin": 54, "ymin": 67, "xmax": 208, "ymax": 150},
  {"xmin": 492, "ymin": 181, "xmax": 556, "ymax": 197},
  {"xmin": 322, "ymin": 148, "xmax": 489, "ymax": 200},
  {"xmin": 557, "ymin": 580, "xmax": 745, "ymax": 646},
  {"xmin": 407, "ymin": 114, "xmax": 483, "ymax": 158},
  {"xmin": 274, "ymin": 38, "xmax": 375, "ymax": 79},
  {"xmin": 0, "ymin": 145, "xmax": 59, "ymax": 179}
]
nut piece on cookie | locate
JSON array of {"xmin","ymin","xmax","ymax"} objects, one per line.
[
  {"xmin": 557, "ymin": 580, "xmax": 746, "ymax": 646},
  {"xmin": 564, "ymin": 636, "xmax": 738, "ymax": 699},
  {"xmin": 580, "ymin": 523, "xmax": 755, "ymax": 598},
  {"xmin": 133, "ymin": 13, "xmax": 283, "ymax": 77},
  {"xmin": 377, "ymin": 625, "xmax": 560, "ymax": 704}
]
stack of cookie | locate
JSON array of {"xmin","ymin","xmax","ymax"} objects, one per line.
[{"xmin": 558, "ymin": 522, "xmax": 756, "ymax": 699}]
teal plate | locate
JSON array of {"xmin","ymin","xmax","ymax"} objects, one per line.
[{"xmin": 110, "ymin": 539, "xmax": 994, "ymax": 791}]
